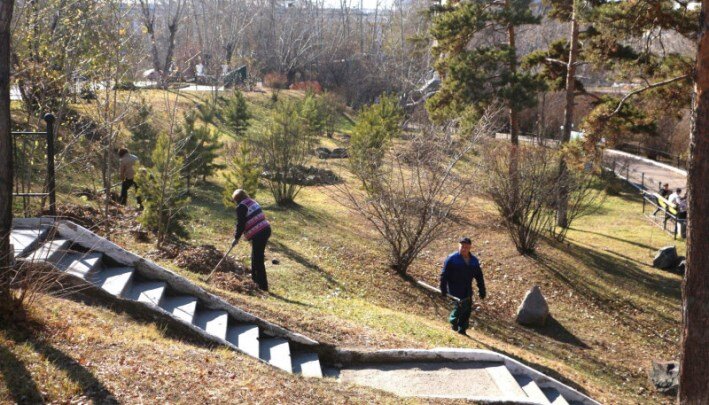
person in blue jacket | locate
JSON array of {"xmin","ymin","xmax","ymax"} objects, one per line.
[{"xmin": 440, "ymin": 237, "xmax": 486, "ymax": 335}]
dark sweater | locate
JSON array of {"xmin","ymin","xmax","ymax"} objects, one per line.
[{"xmin": 440, "ymin": 252, "xmax": 486, "ymax": 300}]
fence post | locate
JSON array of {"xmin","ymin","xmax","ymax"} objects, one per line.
[
  {"xmin": 626, "ymin": 165, "xmax": 630, "ymax": 181},
  {"xmin": 612, "ymin": 159, "xmax": 616, "ymax": 174},
  {"xmin": 641, "ymin": 172, "xmax": 645, "ymax": 190},
  {"xmin": 44, "ymin": 113, "xmax": 56, "ymax": 217}
]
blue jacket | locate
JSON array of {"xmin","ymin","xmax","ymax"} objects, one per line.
[{"xmin": 440, "ymin": 252, "xmax": 486, "ymax": 300}]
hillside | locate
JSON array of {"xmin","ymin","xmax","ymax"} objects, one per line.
[{"xmin": 4, "ymin": 88, "xmax": 686, "ymax": 404}]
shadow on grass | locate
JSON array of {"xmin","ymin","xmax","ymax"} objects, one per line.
[
  {"xmin": 1, "ymin": 321, "xmax": 117, "ymax": 404},
  {"xmin": 528, "ymin": 316, "xmax": 590, "ymax": 349},
  {"xmin": 0, "ymin": 345, "xmax": 44, "ymax": 404},
  {"xmin": 269, "ymin": 240, "xmax": 344, "ymax": 290},
  {"xmin": 569, "ymin": 228, "xmax": 659, "ymax": 251},
  {"xmin": 536, "ymin": 241, "xmax": 680, "ymax": 339},
  {"xmin": 269, "ymin": 292, "xmax": 314, "ymax": 308}
]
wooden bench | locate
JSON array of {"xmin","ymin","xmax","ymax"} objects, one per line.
[{"xmin": 642, "ymin": 192, "xmax": 686, "ymax": 239}]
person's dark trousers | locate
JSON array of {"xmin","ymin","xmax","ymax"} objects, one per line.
[
  {"xmin": 250, "ymin": 226, "xmax": 271, "ymax": 291},
  {"xmin": 120, "ymin": 178, "xmax": 141, "ymax": 207},
  {"xmin": 449, "ymin": 298, "xmax": 472, "ymax": 332}
]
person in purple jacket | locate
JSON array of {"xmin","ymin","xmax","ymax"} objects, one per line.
[
  {"xmin": 231, "ymin": 189, "xmax": 272, "ymax": 291},
  {"xmin": 440, "ymin": 237, "xmax": 486, "ymax": 335}
]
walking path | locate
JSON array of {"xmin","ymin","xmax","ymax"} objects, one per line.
[
  {"xmin": 603, "ymin": 149, "xmax": 687, "ymax": 192},
  {"xmin": 491, "ymin": 133, "xmax": 687, "ymax": 192}
]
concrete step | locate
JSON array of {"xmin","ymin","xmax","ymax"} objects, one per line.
[
  {"xmin": 25, "ymin": 238, "xmax": 71, "ymax": 263},
  {"xmin": 193, "ymin": 309, "xmax": 229, "ymax": 340},
  {"xmin": 260, "ymin": 337, "xmax": 292, "ymax": 373},
  {"xmin": 160, "ymin": 295, "xmax": 198, "ymax": 324},
  {"xmin": 89, "ymin": 266, "xmax": 134, "ymax": 296},
  {"xmin": 542, "ymin": 387, "xmax": 571, "ymax": 405},
  {"xmin": 292, "ymin": 352, "xmax": 323, "ymax": 378},
  {"xmin": 514, "ymin": 374, "xmax": 551, "ymax": 405},
  {"xmin": 125, "ymin": 281, "xmax": 167, "ymax": 306},
  {"xmin": 486, "ymin": 364, "xmax": 526, "ymax": 398},
  {"xmin": 227, "ymin": 324, "xmax": 260, "ymax": 358},
  {"xmin": 10, "ymin": 228, "xmax": 49, "ymax": 258},
  {"xmin": 55, "ymin": 252, "xmax": 103, "ymax": 279}
]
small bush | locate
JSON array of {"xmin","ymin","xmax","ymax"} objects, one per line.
[{"xmin": 263, "ymin": 72, "xmax": 288, "ymax": 89}]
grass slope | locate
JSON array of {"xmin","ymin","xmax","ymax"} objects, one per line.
[{"xmin": 6, "ymin": 89, "xmax": 685, "ymax": 404}]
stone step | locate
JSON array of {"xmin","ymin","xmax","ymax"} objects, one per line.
[
  {"xmin": 193, "ymin": 309, "xmax": 229, "ymax": 340},
  {"xmin": 486, "ymin": 364, "xmax": 526, "ymax": 398},
  {"xmin": 125, "ymin": 280, "xmax": 167, "ymax": 306},
  {"xmin": 160, "ymin": 295, "xmax": 198, "ymax": 324},
  {"xmin": 89, "ymin": 266, "xmax": 134, "ymax": 296},
  {"xmin": 55, "ymin": 252, "xmax": 103, "ymax": 279},
  {"xmin": 542, "ymin": 387, "xmax": 571, "ymax": 405},
  {"xmin": 10, "ymin": 228, "xmax": 49, "ymax": 258},
  {"xmin": 292, "ymin": 352, "xmax": 323, "ymax": 378},
  {"xmin": 227, "ymin": 324, "xmax": 260, "ymax": 358},
  {"xmin": 260, "ymin": 337, "xmax": 292, "ymax": 373},
  {"xmin": 514, "ymin": 374, "xmax": 551, "ymax": 405},
  {"xmin": 25, "ymin": 238, "xmax": 71, "ymax": 263}
]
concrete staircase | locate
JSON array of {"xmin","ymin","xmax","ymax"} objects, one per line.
[
  {"xmin": 10, "ymin": 219, "xmax": 322, "ymax": 378},
  {"xmin": 10, "ymin": 219, "xmax": 599, "ymax": 404}
]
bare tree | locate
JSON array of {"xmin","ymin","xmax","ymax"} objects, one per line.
[
  {"xmin": 679, "ymin": 0, "xmax": 709, "ymax": 401},
  {"xmin": 336, "ymin": 110, "xmax": 500, "ymax": 275},
  {"xmin": 139, "ymin": 0, "xmax": 186, "ymax": 86}
]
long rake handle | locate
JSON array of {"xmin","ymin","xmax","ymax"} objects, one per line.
[{"xmin": 204, "ymin": 244, "xmax": 235, "ymax": 281}]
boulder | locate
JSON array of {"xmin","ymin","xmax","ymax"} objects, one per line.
[
  {"xmin": 653, "ymin": 246, "xmax": 679, "ymax": 269},
  {"xmin": 649, "ymin": 361, "xmax": 679, "ymax": 395},
  {"xmin": 516, "ymin": 286, "xmax": 549, "ymax": 327}
]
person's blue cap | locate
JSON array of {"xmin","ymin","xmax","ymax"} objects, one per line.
[{"xmin": 459, "ymin": 237, "xmax": 472, "ymax": 244}]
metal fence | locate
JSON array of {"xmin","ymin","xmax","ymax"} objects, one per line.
[{"xmin": 12, "ymin": 113, "xmax": 56, "ymax": 216}]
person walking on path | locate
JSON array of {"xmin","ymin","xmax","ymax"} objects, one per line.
[
  {"xmin": 231, "ymin": 189, "xmax": 271, "ymax": 291},
  {"xmin": 440, "ymin": 237, "xmax": 486, "ymax": 335},
  {"xmin": 118, "ymin": 148, "xmax": 141, "ymax": 207}
]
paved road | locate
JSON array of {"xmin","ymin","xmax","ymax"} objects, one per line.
[
  {"xmin": 603, "ymin": 149, "xmax": 687, "ymax": 192},
  {"xmin": 492, "ymin": 133, "xmax": 687, "ymax": 192}
]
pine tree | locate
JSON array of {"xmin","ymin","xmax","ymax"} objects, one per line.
[
  {"xmin": 137, "ymin": 131, "xmax": 190, "ymax": 247},
  {"xmin": 300, "ymin": 91, "xmax": 326, "ymax": 136},
  {"xmin": 349, "ymin": 94, "xmax": 403, "ymax": 181},
  {"xmin": 222, "ymin": 142, "xmax": 261, "ymax": 206},
  {"xmin": 427, "ymin": 0, "xmax": 545, "ymax": 145},
  {"xmin": 128, "ymin": 100, "xmax": 159, "ymax": 167},
  {"xmin": 178, "ymin": 110, "xmax": 223, "ymax": 192},
  {"xmin": 680, "ymin": 1, "xmax": 709, "ymax": 400},
  {"xmin": 223, "ymin": 90, "xmax": 251, "ymax": 138}
]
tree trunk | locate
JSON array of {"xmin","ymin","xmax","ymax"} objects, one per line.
[
  {"xmin": 556, "ymin": 2, "xmax": 580, "ymax": 228},
  {"xmin": 0, "ymin": 0, "xmax": 15, "ymax": 303},
  {"xmin": 679, "ymin": 1, "xmax": 709, "ymax": 402},
  {"xmin": 506, "ymin": 5, "xmax": 520, "ymax": 210}
]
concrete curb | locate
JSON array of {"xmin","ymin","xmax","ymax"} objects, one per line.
[{"xmin": 335, "ymin": 348, "xmax": 600, "ymax": 405}]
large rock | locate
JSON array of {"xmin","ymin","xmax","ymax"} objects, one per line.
[
  {"xmin": 649, "ymin": 361, "xmax": 679, "ymax": 395},
  {"xmin": 516, "ymin": 286, "xmax": 549, "ymax": 327},
  {"xmin": 653, "ymin": 246, "xmax": 679, "ymax": 269}
]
